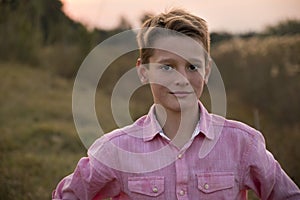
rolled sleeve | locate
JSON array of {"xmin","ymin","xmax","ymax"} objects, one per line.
[
  {"xmin": 52, "ymin": 156, "xmax": 120, "ymax": 200},
  {"xmin": 242, "ymin": 130, "xmax": 300, "ymax": 199},
  {"xmin": 52, "ymin": 157, "xmax": 101, "ymax": 200}
]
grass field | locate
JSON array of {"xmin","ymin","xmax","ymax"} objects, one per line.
[{"xmin": 0, "ymin": 62, "xmax": 87, "ymax": 199}]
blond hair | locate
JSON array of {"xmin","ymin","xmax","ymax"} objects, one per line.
[{"xmin": 136, "ymin": 9, "xmax": 210, "ymax": 64}]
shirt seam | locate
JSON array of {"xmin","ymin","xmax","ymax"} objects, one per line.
[{"xmin": 239, "ymin": 129, "xmax": 259, "ymax": 190}]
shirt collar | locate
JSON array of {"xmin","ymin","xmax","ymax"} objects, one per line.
[
  {"xmin": 157, "ymin": 121, "xmax": 201, "ymax": 141},
  {"xmin": 198, "ymin": 102, "xmax": 215, "ymax": 140},
  {"xmin": 142, "ymin": 101, "xmax": 215, "ymax": 142}
]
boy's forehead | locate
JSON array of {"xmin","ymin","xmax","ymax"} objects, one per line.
[
  {"xmin": 150, "ymin": 49, "xmax": 205, "ymax": 64},
  {"xmin": 151, "ymin": 35, "xmax": 207, "ymax": 61}
]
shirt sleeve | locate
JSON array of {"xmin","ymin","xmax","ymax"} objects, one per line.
[
  {"xmin": 52, "ymin": 137, "xmax": 121, "ymax": 200},
  {"xmin": 241, "ymin": 130, "xmax": 300, "ymax": 199}
]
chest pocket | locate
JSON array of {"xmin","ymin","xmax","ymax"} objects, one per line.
[
  {"xmin": 128, "ymin": 176, "xmax": 164, "ymax": 197},
  {"xmin": 197, "ymin": 172, "xmax": 234, "ymax": 194}
]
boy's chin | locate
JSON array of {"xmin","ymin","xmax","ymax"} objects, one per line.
[{"xmin": 161, "ymin": 100, "xmax": 198, "ymax": 113}]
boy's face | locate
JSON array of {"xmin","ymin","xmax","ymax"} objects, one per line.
[{"xmin": 137, "ymin": 35, "xmax": 210, "ymax": 113}]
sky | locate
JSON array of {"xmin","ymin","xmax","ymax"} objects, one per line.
[{"xmin": 60, "ymin": 0, "xmax": 300, "ymax": 33}]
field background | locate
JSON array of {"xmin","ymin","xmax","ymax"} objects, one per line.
[{"xmin": 1, "ymin": 1, "xmax": 299, "ymax": 199}]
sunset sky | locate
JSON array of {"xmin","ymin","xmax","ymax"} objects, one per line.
[{"xmin": 60, "ymin": 0, "xmax": 300, "ymax": 33}]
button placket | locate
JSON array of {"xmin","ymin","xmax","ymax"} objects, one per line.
[{"xmin": 175, "ymin": 150, "xmax": 188, "ymax": 199}]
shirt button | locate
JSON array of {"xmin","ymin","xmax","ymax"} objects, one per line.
[
  {"xmin": 179, "ymin": 189, "xmax": 185, "ymax": 196},
  {"xmin": 204, "ymin": 183, "xmax": 209, "ymax": 190},
  {"xmin": 152, "ymin": 186, "xmax": 158, "ymax": 193},
  {"xmin": 177, "ymin": 154, "xmax": 183, "ymax": 159}
]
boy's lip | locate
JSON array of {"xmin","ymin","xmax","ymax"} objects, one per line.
[{"xmin": 169, "ymin": 91, "xmax": 193, "ymax": 97}]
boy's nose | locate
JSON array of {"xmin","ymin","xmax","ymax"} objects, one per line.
[{"xmin": 175, "ymin": 68, "xmax": 189, "ymax": 86}]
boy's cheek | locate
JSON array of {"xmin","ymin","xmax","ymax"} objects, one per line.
[
  {"xmin": 148, "ymin": 74, "xmax": 174, "ymax": 85},
  {"xmin": 197, "ymin": 68, "xmax": 206, "ymax": 78}
]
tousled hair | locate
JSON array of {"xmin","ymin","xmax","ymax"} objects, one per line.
[{"xmin": 136, "ymin": 9, "xmax": 210, "ymax": 64}]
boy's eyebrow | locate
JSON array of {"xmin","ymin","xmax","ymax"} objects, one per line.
[
  {"xmin": 153, "ymin": 57, "xmax": 205, "ymax": 64},
  {"xmin": 154, "ymin": 57, "xmax": 175, "ymax": 63},
  {"xmin": 188, "ymin": 57, "xmax": 205, "ymax": 64}
]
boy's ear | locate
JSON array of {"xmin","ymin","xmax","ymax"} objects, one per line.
[
  {"xmin": 136, "ymin": 58, "xmax": 149, "ymax": 84},
  {"xmin": 204, "ymin": 58, "xmax": 212, "ymax": 84}
]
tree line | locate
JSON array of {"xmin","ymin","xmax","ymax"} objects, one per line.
[{"xmin": 1, "ymin": 0, "xmax": 299, "ymax": 66}]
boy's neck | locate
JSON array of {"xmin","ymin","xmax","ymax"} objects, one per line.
[{"xmin": 155, "ymin": 104, "xmax": 200, "ymax": 148}]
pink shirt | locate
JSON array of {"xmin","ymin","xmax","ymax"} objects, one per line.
[{"xmin": 53, "ymin": 102, "xmax": 300, "ymax": 200}]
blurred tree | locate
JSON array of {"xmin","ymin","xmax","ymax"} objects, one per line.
[
  {"xmin": 0, "ymin": 0, "xmax": 93, "ymax": 68},
  {"xmin": 212, "ymin": 36, "xmax": 300, "ymax": 125},
  {"xmin": 116, "ymin": 16, "xmax": 132, "ymax": 31},
  {"xmin": 0, "ymin": 0, "xmax": 42, "ymax": 64},
  {"xmin": 238, "ymin": 31, "xmax": 257, "ymax": 39},
  {"xmin": 264, "ymin": 19, "xmax": 300, "ymax": 36},
  {"xmin": 210, "ymin": 32, "xmax": 233, "ymax": 45}
]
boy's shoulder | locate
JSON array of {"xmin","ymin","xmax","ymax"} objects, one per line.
[
  {"xmin": 219, "ymin": 115, "xmax": 264, "ymax": 142},
  {"xmin": 207, "ymin": 112, "xmax": 263, "ymax": 142},
  {"xmin": 90, "ymin": 115, "xmax": 149, "ymax": 147},
  {"xmin": 108, "ymin": 115, "xmax": 148, "ymax": 138}
]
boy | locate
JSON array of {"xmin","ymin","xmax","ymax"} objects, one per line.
[{"xmin": 53, "ymin": 9, "xmax": 300, "ymax": 199}]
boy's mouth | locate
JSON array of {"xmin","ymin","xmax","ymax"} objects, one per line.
[{"xmin": 170, "ymin": 91, "xmax": 193, "ymax": 97}]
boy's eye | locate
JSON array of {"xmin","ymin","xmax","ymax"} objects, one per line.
[
  {"xmin": 160, "ymin": 65, "xmax": 174, "ymax": 71},
  {"xmin": 188, "ymin": 64, "xmax": 200, "ymax": 71}
]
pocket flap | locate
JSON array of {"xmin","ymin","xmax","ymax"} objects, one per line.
[
  {"xmin": 128, "ymin": 176, "xmax": 164, "ymax": 196},
  {"xmin": 197, "ymin": 172, "xmax": 234, "ymax": 193}
]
